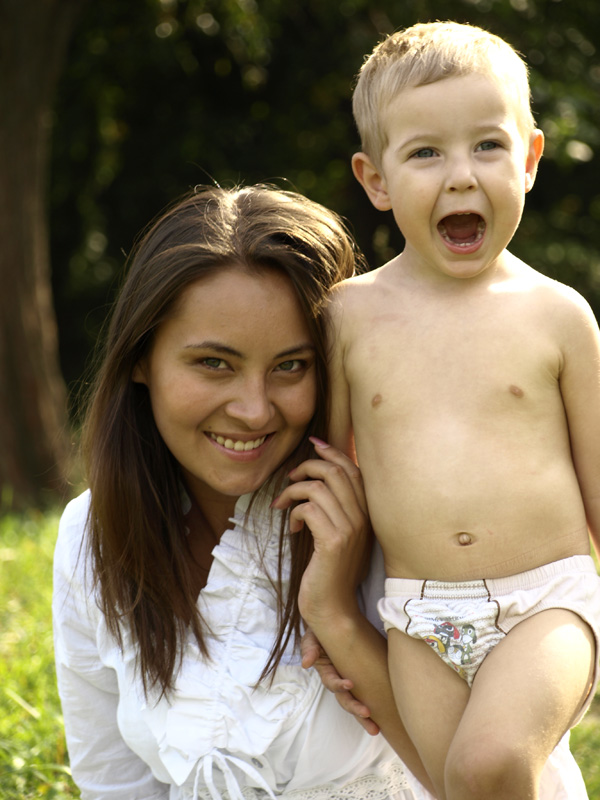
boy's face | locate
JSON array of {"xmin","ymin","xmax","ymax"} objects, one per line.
[{"xmin": 352, "ymin": 73, "xmax": 544, "ymax": 281}]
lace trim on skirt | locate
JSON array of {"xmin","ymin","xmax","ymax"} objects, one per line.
[{"xmin": 186, "ymin": 762, "xmax": 415, "ymax": 800}]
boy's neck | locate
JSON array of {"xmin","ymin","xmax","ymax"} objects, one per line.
[{"xmin": 391, "ymin": 246, "xmax": 520, "ymax": 292}]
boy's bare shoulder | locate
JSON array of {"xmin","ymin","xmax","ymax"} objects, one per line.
[
  {"xmin": 330, "ymin": 260, "xmax": 398, "ymax": 310},
  {"xmin": 512, "ymin": 260, "xmax": 599, "ymax": 354},
  {"xmin": 507, "ymin": 256, "xmax": 593, "ymax": 312},
  {"xmin": 329, "ymin": 263, "xmax": 397, "ymax": 344},
  {"xmin": 524, "ymin": 263, "xmax": 594, "ymax": 316}
]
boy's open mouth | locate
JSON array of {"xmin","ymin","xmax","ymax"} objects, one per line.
[{"xmin": 437, "ymin": 213, "xmax": 485, "ymax": 247}]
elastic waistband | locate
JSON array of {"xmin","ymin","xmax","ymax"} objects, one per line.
[{"xmin": 385, "ymin": 555, "xmax": 598, "ymax": 600}]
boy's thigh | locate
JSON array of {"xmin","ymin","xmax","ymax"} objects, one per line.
[
  {"xmin": 452, "ymin": 608, "xmax": 596, "ymax": 766},
  {"xmin": 387, "ymin": 629, "xmax": 470, "ymax": 788}
]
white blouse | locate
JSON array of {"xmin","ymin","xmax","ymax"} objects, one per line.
[{"xmin": 53, "ymin": 490, "xmax": 433, "ymax": 800}]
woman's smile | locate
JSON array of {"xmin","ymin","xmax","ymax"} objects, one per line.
[
  {"xmin": 207, "ymin": 431, "xmax": 271, "ymax": 456},
  {"xmin": 133, "ymin": 264, "xmax": 317, "ymax": 518}
]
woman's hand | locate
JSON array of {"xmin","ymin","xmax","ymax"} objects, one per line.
[
  {"xmin": 272, "ymin": 439, "xmax": 379, "ymax": 732},
  {"xmin": 272, "ymin": 437, "xmax": 372, "ymax": 627}
]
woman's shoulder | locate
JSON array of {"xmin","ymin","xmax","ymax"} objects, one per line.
[
  {"xmin": 61, "ymin": 488, "xmax": 92, "ymax": 522},
  {"xmin": 54, "ymin": 489, "xmax": 92, "ymax": 575}
]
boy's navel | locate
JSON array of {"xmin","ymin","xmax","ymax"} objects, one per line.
[
  {"xmin": 456, "ymin": 532, "xmax": 474, "ymax": 547},
  {"xmin": 371, "ymin": 393, "xmax": 383, "ymax": 407},
  {"xmin": 509, "ymin": 384, "xmax": 524, "ymax": 398}
]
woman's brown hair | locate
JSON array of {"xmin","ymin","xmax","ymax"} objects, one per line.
[{"xmin": 81, "ymin": 184, "xmax": 361, "ymax": 697}]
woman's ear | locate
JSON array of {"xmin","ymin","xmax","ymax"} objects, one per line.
[
  {"xmin": 524, "ymin": 129, "xmax": 544, "ymax": 193},
  {"xmin": 351, "ymin": 152, "xmax": 392, "ymax": 211},
  {"xmin": 132, "ymin": 361, "xmax": 148, "ymax": 385}
]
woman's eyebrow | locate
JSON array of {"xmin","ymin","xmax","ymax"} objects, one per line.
[
  {"xmin": 183, "ymin": 341, "xmax": 315, "ymax": 359},
  {"xmin": 275, "ymin": 343, "xmax": 316, "ymax": 358},
  {"xmin": 184, "ymin": 341, "xmax": 242, "ymax": 357}
]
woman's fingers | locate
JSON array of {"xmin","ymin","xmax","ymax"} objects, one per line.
[
  {"xmin": 279, "ymin": 477, "xmax": 364, "ymax": 537},
  {"xmin": 291, "ymin": 438, "xmax": 367, "ymax": 509},
  {"xmin": 273, "ymin": 441, "xmax": 369, "ymax": 536},
  {"xmin": 348, "ymin": 709, "xmax": 381, "ymax": 737},
  {"xmin": 300, "ymin": 628, "xmax": 323, "ymax": 669}
]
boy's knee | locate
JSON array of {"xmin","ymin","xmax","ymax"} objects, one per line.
[{"xmin": 445, "ymin": 739, "xmax": 535, "ymax": 800}]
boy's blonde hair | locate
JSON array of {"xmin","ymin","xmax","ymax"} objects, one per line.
[{"xmin": 353, "ymin": 21, "xmax": 535, "ymax": 168}]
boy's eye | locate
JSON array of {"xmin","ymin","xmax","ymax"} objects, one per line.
[
  {"xmin": 477, "ymin": 140, "xmax": 499, "ymax": 152},
  {"xmin": 411, "ymin": 147, "xmax": 437, "ymax": 159},
  {"xmin": 276, "ymin": 359, "xmax": 304, "ymax": 373}
]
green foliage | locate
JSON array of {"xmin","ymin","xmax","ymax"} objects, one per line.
[
  {"xmin": 49, "ymin": 0, "xmax": 600, "ymax": 401},
  {"xmin": 0, "ymin": 512, "xmax": 78, "ymax": 798}
]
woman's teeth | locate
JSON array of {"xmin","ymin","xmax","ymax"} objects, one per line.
[{"xmin": 211, "ymin": 434, "xmax": 267, "ymax": 452}]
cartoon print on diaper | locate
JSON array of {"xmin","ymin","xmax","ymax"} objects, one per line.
[
  {"xmin": 404, "ymin": 589, "xmax": 503, "ymax": 685},
  {"xmin": 423, "ymin": 620, "xmax": 477, "ymax": 680}
]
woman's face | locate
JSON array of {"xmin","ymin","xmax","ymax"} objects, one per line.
[{"xmin": 134, "ymin": 265, "xmax": 317, "ymax": 516}]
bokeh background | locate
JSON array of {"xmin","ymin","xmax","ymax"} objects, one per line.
[{"xmin": 2, "ymin": 0, "xmax": 599, "ymax": 506}]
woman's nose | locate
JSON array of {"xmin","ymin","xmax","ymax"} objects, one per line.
[{"xmin": 225, "ymin": 379, "xmax": 275, "ymax": 429}]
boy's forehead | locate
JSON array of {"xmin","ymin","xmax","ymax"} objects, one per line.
[{"xmin": 381, "ymin": 72, "xmax": 530, "ymax": 137}]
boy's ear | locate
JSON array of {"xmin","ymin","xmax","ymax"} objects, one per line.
[
  {"xmin": 351, "ymin": 152, "xmax": 392, "ymax": 211},
  {"xmin": 524, "ymin": 129, "xmax": 544, "ymax": 193}
]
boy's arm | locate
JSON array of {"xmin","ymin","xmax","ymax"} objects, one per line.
[
  {"xmin": 559, "ymin": 292, "xmax": 600, "ymax": 558},
  {"xmin": 327, "ymin": 289, "xmax": 356, "ymax": 460}
]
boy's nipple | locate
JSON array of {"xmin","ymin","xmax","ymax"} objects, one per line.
[
  {"xmin": 371, "ymin": 393, "xmax": 383, "ymax": 408},
  {"xmin": 509, "ymin": 384, "xmax": 524, "ymax": 398}
]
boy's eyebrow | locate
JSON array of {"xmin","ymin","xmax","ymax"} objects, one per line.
[
  {"xmin": 392, "ymin": 122, "xmax": 512, "ymax": 151},
  {"xmin": 183, "ymin": 341, "xmax": 316, "ymax": 359}
]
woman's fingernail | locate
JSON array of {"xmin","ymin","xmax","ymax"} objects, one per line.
[
  {"xmin": 270, "ymin": 496, "xmax": 280, "ymax": 508},
  {"xmin": 309, "ymin": 436, "xmax": 330, "ymax": 448}
]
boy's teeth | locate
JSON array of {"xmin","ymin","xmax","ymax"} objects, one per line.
[
  {"xmin": 212, "ymin": 434, "xmax": 267, "ymax": 451},
  {"xmin": 438, "ymin": 213, "xmax": 485, "ymax": 246}
]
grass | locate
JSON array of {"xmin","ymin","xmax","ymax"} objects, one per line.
[
  {"xmin": 0, "ymin": 510, "xmax": 76, "ymax": 799},
  {"xmin": 0, "ymin": 510, "xmax": 599, "ymax": 799}
]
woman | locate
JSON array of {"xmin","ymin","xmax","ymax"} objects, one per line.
[{"xmin": 53, "ymin": 185, "xmax": 433, "ymax": 799}]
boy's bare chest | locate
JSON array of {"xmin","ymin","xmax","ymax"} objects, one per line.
[{"xmin": 344, "ymin": 300, "xmax": 561, "ymax": 420}]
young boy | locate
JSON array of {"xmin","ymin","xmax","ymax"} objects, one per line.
[{"xmin": 328, "ymin": 21, "xmax": 600, "ymax": 800}]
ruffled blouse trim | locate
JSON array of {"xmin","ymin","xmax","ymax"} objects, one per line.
[{"xmin": 135, "ymin": 494, "xmax": 320, "ymax": 788}]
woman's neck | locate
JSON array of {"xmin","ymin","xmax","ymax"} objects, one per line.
[{"xmin": 184, "ymin": 492, "xmax": 238, "ymax": 592}]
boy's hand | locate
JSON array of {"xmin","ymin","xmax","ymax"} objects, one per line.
[{"xmin": 301, "ymin": 628, "xmax": 380, "ymax": 736}]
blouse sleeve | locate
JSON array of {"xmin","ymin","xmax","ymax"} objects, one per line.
[{"xmin": 53, "ymin": 493, "xmax": 168, "ymax": 800}]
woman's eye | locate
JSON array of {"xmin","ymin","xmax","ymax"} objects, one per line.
[
  {"xmin": 201, "ymin": 357, "xmax": 228, "ymax": 370},
  {"xmin": 276, "ymin": 359, "xmax": 304, "ymax": 373},
  {"xmin": 412, "ymin": 147, "xmax": 436, "ymax": 159}
]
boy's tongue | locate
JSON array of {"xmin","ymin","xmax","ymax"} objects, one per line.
[{"xmin": 438, "ymin": 213, "xmax": 481, "ymax": 244}]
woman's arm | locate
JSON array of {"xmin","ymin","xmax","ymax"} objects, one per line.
[
  {"xmin": 53, "ymin": 499, "xmax": 168, "ymax": 799},
  {"xmin": 272, "ymin": 444, "xmax": 435, "ymax": 795}
]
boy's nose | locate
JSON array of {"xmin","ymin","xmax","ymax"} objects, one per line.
[{"xmin": 446, "ymin": 159, "xmax": 477, "ymax": 193}]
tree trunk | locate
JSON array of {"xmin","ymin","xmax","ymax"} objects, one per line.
[{"xmin": 0, "ymin": 0, "xmax": 85, "ymax": 508}]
